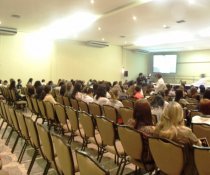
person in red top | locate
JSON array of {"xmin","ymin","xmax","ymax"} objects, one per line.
[{"xmin": 133, "ymin": 86, "xmax": 144, "ymax": 99}]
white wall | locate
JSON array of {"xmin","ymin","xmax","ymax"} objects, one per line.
[
  {"xmin": 53, "ymin": 40, "xmax": 123, "ymax": 82},
  {"xmin": 0, "ymin": 32, "xmax": 54, "ymax": 84}
]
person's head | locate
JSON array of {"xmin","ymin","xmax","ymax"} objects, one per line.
[
  {"xmin": 190, "ymin": 86, "xmax": 198, "ymax": 96},
  {"xmin": 28, "ymin": 78, "xmax": 33, "ymax": 83},
  {"xmin": 3, "ymin": 80, "xmax": 8, "ymax": 85},
  {"xmin": 83, "ymin": 87, "xmax": 93, "ymax": 95},
  {"xmin": 150, "ymin": 95, "xmax": 164, "ymax": 108},
  {"xmin": 34, "ymin": 81, "xmax": 42, "ymax": 89},
  {"xmin": 199, "ymin": 99, "xmax": 210, "ymax": 115},
  {"xmin": 17, "ymin": 79, "xmax": 22, "ymax": 83},
  {"xmin": 9, "ymin": 80, "xmax": 16, "ymax": 89},
  {"xmin": 199, "ymin": 85, "xmax": 206, "ymax": 94},
  {"xmin": 66, "ymin": 81, "xmax": 72, "ymax": 91},
  {"xmin": 110, "ymin": 89, "xmax": 119, "ymax": 100},
  {"xmin": 95, "ymin": 86, "xmax": 106, "ymax": 100},
  {"xmin": 27, "ymin": 86, "xmax": 35, "ymax": 96},
  {"xmin": 134, "ymin": 86, "xmax": 141, "ymax": 93},
  {"xmin": 160, "ymin": 102, "xmax": 184, "ymax": 127},
  {"xmin": 71, "ymin": 82, "xmax": 82, "ymax": 98},
  {"xmin": 44, "ymin": 85, "xmax": 52, "ymax": 94},
  {"xmin": 133, "ymin": 99, "xmax": 153, "ymax": 129},
  {"xmin": 41, "ymin": 79, "xmax": 45, "ymax": 83},
  {"xmin": 201, "ymin": 73, "xmax": 206, "ymax": 78},
  {"xmin": 155, "ymin": 73, "xmax": 162, "ymax": 79},
  {"xmin": 203, "ymin": 88, "xmax": 210, "ymax": 99},
  {"xmin": 175, "ymin": 89, "xmax": 184, "ymax": 102}
]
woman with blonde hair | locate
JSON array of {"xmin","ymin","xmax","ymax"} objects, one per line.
[
  {"xmin": 155, "ymin": 101, "xmax": 201, "ymax": 145},
  {"xmin": 154, "ymin": 101, "xmax": 201, "ymax": 175}
]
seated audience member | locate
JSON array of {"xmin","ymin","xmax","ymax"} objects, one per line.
[
  {"xmin": 127, "ymin": 99, "xmax": 155, "ymax": 134},
  {"xmin": 60, "ymin": 84, "xmax": 66, "ymax": 96},
  {"xmin": 16, "ymin": 79, "xmax": 22, "ymax": 90},
  {"xmin": 41, "ymin": 79, "xmax": 46, "ymax": 85},
  {"xmin": 82, "ymin": 87, "xmax": 94, "ymax": 104},
  {"xmin": 43, "ymin": 85, "xmax": 57, "ymax": 105},
  {"xmin": 71, "ymin": 82, "xmax": 83, "ymax": 100},
  {"xmin": 94, "ymin": 86, "xmax": 110, "ymax": 106},
  {"xmin": 126, "ymin": 80, "xmax": 136, "ymax": 97},
  {"xmin": 175, "ymin": 89, "xmax": 189, "ymax": 107},
  {"xmin": 154, "ymin": 101, "xmax": 201, "ymax": 175},
  {"xmin": 154, "ymin": 101, "xmax": 201, "ymax": 145},
  {"xmin": 27, "ymin": 78, "xmax": 33, "ymax": 87},
  {"xmin": 64, "ymin": 81, "xmax": 73, "ymax": 98},
  {"xmin": 9, "ymin": 80, "xmax": 24, "ymax": 100},
  {"xmin": 34, "ymin": 86, "xmax": 44, "ymax": 100},
  {"xmin": 108, "ymin": 89, "xmax": 123, "ymax": 110},
  {"xmin": 187, "ymin": 86, "xmax": 200, "ymax": 101},
  {"xmin": 2, "ymin": 80, "xmax": 8, "ymax": 87},
  {"xmin": 150, "ymin": 95, "xmax": 167, "ymax": 122},
  {"xmin": 127, "ymin": 99, "xmax": 155, "ymax": 171},
  {"xmin": 198, "ymin": 85, "xmax": 205, "ymax": 98},
  {"xmin": 203, "ymin": 88, "xmax": 210, "ymax": 99},
  {"xmin": 27, "ymin": 85, "xmax": 35, "ymax": 97},
  {"xmin": 133, "ymin": 86, "xmax": 144, "ymax": 99}
]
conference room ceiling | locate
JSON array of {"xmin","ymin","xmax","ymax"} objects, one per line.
[{"xmin": 1, "ymin": 0, "xmax": 210, "ymax": 52}]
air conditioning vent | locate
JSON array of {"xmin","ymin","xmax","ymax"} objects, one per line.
[
  {"xmin": 86, "ymin": 40, "xmax": 109, "ymax": 48},
  {"xmin": 132, "ymin": 49, "xmax": 150, "ymax": 54},
  {"xmin": 0, "ymin": 27, "xmax": 17, "ymax": 35}
]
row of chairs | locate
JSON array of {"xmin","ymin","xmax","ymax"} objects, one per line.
[
  {"xmin": 0, "ymin": 99, "xmax": 110, "ymax": 175},
  {"xmin": 26, "ymin": 95, "xmax": 134, "ymax": 126}
]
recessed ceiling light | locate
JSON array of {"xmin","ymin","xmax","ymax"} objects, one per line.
[
  {"xmin": 98, "ymin": 27, "xmax": 101, "ymax": 31},
  {"xmin": 188, "ymin": 0, "xmax": 195, "ymax": 4},
  {"xmin": 102, "ymin": 38, "xmax": 105, "ymax": 41},
  {"xmin": 90, "ymin": 0, "xmax": 94, "ymax": 4},
  {"xmin": 124, "ymin": 41, "xmax": 127, "ymax": 44},
  {"xmin": 132, "ymin": 16, "xmax": 137, "ymax": 21},
  {"xmin": 163, "ymin": 24, "xmax": 170, "ymax": 29},
  {"xmin": 0, "ymin": 21, "xmax": 1, "ymax": 25}
]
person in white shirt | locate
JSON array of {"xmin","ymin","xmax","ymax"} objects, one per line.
[
  {"xmin": 193, "ymin": 73, "xmax": 207, "ymax": 88},
  {"xmin": 93, "ymin": 86, "xmax": 110, "ymax": 106},
  {"xmin": 154, "ymin": 73, "xmax": 167, "ymax": 94},
  {"xmin": 108, "ymin": 89, "xmax": 123, "ymax": 110},
  {"xmin": 82, "ymin": 87, "xmax": 94, "ymax": 104}
]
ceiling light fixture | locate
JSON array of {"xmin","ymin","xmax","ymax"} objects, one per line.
[
  {"xmin": 42, "ymin": 11, "xmax": 99, "ymax": 39},
  {"xmin": 102, "ymin": 38, "xmax": 105, "ymax": 41},
  {"xmin": 188, "ymin": 0, "xmax": 195, "ymax": 4},
  {"xmin": 0, "ymin": 21, "xmax": 1, "ymax": 25},
  {"xmin": 90, "ymin": 0, "xmax": 94, "ymax": 4},
  {"xmin": 98, "ymin": 27, "xmax": 101, "ymax": 31},
  {"xmin": 132, "ymin": 16, "xmax": 137, "ymax": 21}
]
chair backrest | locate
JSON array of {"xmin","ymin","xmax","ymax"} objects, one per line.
[
  {"xmin": 66, "ymin": 107, "xmax": 79, "ymax": 131},
  {"xmin": 37, "ymin": 100, "xmax": 47, "ymax": 119},
  {"xmin": 96, "ymin": 116, "xmax": 115, "ymax": 146},
  {"xmin": 149, "ymin": 137, "xmax": 185, "ymax": 175},
  {"xmin": 56, "ymin": 95, "xmax": 64, "ymax": 105},
  {"xmin": 118, "ymin": 107, "xmax": 133, "ymax": 124},
  {"xmin": 15, "ymin": 111, "xmax": 29, "ymax": 140},
  {"xmin": 36, "ymin": 123, "xmax": 54, "ymax": 161},
  {"xmin": 103, "ymin": 105, "xmax": 118, "ymax": 123},
  {"xmin": 10, "ymin": 89, "xmax": 17, "ymax": 101},
  {"xmin": 79, "ymin": 111, "xmax": 95, "ymax": 137},
  {"xmin": 4, "ymin": 103, "xmax": 13, "ymax": 126},
  {"xmin": 63, "ymin": 96, "xmax": 71, "ymax": 106},
  {"xmin": 78, "ymin": 100, "xmax": 89, "ymax": 113},
  {"xmin": 8, "ymin": 106, "xmax": 19, "ymax": 132},
  {"xmin": 54, "ymin": 104, "xmax": 67, "ymax": 125},
  {"xmin": 118, "ymin": 125, "xmax": 143, "ymax": 160},
  {"xmin": 31, "ymin": 97, "xmax": 40, "ymax": 115},
  {"xmin": 89, "ymin": 102, "xmax": 102, "ymax": 118},
  {"xmin": 51, "ymin": 133, "xmax": 75, "ymax": 175},
  {"xmin": 25, "ymin": 116, "xmax": 40, "ymax": 149},
  {"xmin": 0, "ymin": 100, "xmax": 7, "ymax": 121},
  {"xmin": 121, "ymin": 99, "xmax": 134, "ymax": 109},
  {"xmin": 26, "ymin": 95, "xmax": 34, "ymax": 113},
  {"xmin": 44, "ymin": 101, "xmax": 56, "ymax": 120},
  {"xmin": 76, "ymin": 150, "xmax": 110, "ymax": 175},
  {"xmin": 192, "ymin": 123, "xmax": 210, "ymax": 144},
  {"xmin": 193, "ymin": 145, "xmax": 210, "ymax": 175},
  {"xmin": 70, "ymin": 98, "xmax": 79, "ymax": 111}
]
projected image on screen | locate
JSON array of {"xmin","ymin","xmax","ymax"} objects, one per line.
[{"xmin": 153, "ymin": 55, "xmax": 177, "ymax": 73}]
